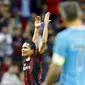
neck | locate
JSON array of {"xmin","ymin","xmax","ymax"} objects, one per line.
[
  {"xmin": 24, "ymin": 56, "xmax": 30, "ymax": 60},
  {"xmin": 65, "ymin": 18, "xmax": 83, "ymax": 27}
]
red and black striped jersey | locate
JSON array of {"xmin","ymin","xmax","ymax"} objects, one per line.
[{"xmin": 23, "ymin": 49, "xmax": 42, "ymax": 85}]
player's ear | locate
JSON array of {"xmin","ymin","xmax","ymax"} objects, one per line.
[
  {"xmin": 31, "ymin": 49, "xmax": 34, "ymax": 54},
  {"xmin": 58, "ymin": 5, "xmax": 61, "ymax": 16},
  {"xmin": 58, "ymin": 4, "xmax": 69, "ymax": 27},
  {"xmin": 58, "ymin": 5, "xmax": 66, "ymax": 22},
  {"xmin": 58, "ymin": 5, "xmax": 61, "ymax": 12},
  {"xmin": 80, "ymin": 12, "xmax": 83, "ymax": 19}
]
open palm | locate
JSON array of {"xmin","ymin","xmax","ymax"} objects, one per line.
[{"xmin": 35, "ymin": 16, "xmax": 42, "ymax": 28}]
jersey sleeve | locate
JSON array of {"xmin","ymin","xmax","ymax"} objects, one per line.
[
  {"xmin": 52, "ymin": 33, "xmax": 68, "ymax": 66},
  {"xmin": 32, "ymin": 49, "xmax": 42, "ymax": 64}
]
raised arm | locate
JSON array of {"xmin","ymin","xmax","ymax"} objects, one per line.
[
  {"xmin": 39, "ymin": 12, "xmax": 51, "ymax": 53},
  {"xmin": 32, "ymin": 16, "xmax": 42, "ymax": 46}
]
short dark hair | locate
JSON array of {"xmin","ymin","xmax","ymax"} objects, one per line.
[
  {"xmin": 25, "ymin": 40, "xmax": 36, "ymax": 52},
  {"xmin": 59, "ymin": 1, "xmax": 82, "ymax": 22}
]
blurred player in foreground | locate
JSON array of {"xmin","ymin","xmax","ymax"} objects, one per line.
[
  {"xmin": 22, "ymin": 12, "xmax": 50, "ymax": 85},
  {"xmin": 43, "ymin": 1, "xmax": 85, "ymax": 85}
]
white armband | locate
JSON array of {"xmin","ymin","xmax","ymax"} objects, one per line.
[{"xmin": 52, "ymin": 53, "xmax": 65, "ymax": 66}]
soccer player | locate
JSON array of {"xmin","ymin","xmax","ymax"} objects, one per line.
[
  {"xmin": 22, "ymin": 12, "xmax": 50, "ymax": 85},
  {"xmin": 43, "ymin": 1, "xmax": 85, "ymax": 85}
]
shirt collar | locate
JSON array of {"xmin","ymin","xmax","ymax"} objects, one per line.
[
  {"xmin": 26, "ymin": 57, "xmax": 30, "ymax": 61},
  {"xmin": 70, "ymin": 25, "xmax": 85, "ymax": 30}
]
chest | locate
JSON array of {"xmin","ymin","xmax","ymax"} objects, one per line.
[{"xmin": 23, "ymin": 57, "xmax": 41, "ymax": 73}]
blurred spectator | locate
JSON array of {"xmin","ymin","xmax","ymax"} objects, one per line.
[
  {"xmin": 1, "ymin": 57, "xmax": 12, "ymax": 74},
  {"xmin": 22, "ymin": 23, "xmax": 33, "ymax": 41},
  {"xmin": 0, "ymin": 57, "xmax": 12, "ymax": 81},
  {"xmin": 12, "ymin": 8, "xmax": 21, "ymax": 25},
  {"xmin": 7, "ymin": 17, "xmax": 16, "ymax": 36},
  {"xmin": 12, "ymin": 25, "xmax": 23, "ymax": 64},
  {"xmin": 19, "ymin": 72, "xmax": 24, "ymax": 85},
  {"xmin": 0, "ymin": 4, "xmax": 8, "ymax": 30},
  {"xmin": 1, "ymin": 65, "xmax": 23, "ymax": 85},
  {"xmin": 2, "ymin": 0, "xmax": 11, "ymax": 18},
  {"xmin": 0, "ymin": 28, "xmax": 6, "ymax": 59},
  {"xmin": 0, "ymin": 25, "xmax": 13, "ymax": 63},
  {"xmin": 11, "ymin": 0, "xmax": 31, "ymax": 29},
  {"xmin": 4, "ymin": 0, "xmax": 10, "ymax": 4},
  {"xmin": 1, "ymin": 25, "xmax": 13, "ymax": 56}
]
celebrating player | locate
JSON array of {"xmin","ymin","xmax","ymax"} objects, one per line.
[{"xmin": 22, "ymin": 12, "xmax": 50, "ymax": 85}]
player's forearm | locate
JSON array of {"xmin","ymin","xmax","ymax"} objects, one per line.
[
  {"xmin": 45, "ymin": 64, "xmax": 61, "ymax": 85},
  {"xmin": 42, "ymin": 25, "xmax": 48, "ymax": 44},
  {"xmin": 38, "ymin": 26, "xmax": 48, "ymax": 53},
  {"xmin": 32, "ymin": 27, "xmax": 39, "ymax": 46}
]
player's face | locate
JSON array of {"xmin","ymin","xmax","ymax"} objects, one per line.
[{"xmin": 22, "ymin": 42, "xmax": 33, "ymax": 57}]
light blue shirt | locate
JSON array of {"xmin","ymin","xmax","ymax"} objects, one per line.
[{"xmin": 53, "ymin": 26, "xmax": 85, "ymax": 85}]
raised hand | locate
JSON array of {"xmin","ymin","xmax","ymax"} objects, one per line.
[
  {"xmin": 44, "ymin": 12, "xmax": 51, "ymax": 27},
  {"xmin": 32, "ymin": 16, "xmax": 42, "ymax": 46},
  {"xmin": 34, "ymin": 16, "xmax": 42, "ymax": 28}
]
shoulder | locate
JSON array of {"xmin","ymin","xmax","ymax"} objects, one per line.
[
  {"xmin": 55, "ymin": 28, "xmax": 71, "ymax": 40},
  {"xmin": 58, "ymin": 28, "xmax": 71, "ymax": 37},
  {"xmin": 33, "ymin": 49, "xmax": 43, "ymax": 57}
]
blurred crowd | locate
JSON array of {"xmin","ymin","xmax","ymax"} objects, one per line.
[{"xmin": 0, "ymin": 0, "xmax": 85, "ymax": 85}]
